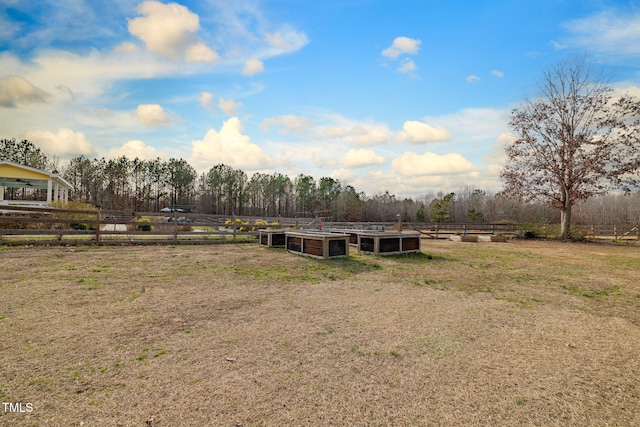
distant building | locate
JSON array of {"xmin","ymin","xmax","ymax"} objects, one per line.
[{"xmin": 0, "ymin": 161, "xmax": 73, "ymax": 207}]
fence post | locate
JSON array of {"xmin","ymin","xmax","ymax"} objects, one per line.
[
  {"xmin": 95, "ymin": 208, "xmax": 101, "ymax": 246},
  {"xmin": 232, "ymin": 213, "xmax": 237, "ymax": 243},
  {"xmin": 637, "ymin": 225, "xmax": 639, "ymax": 241},
  {"xmin": 614, "ymin": 225, "xmax": 618, "ymax": 240},
  {"xmin": 173, "ymin": 210, "xmax": 178, "ymax": 242},
  {"xmin": 435, "ymin": 223, "xmax": 439, "ymax": 240}
]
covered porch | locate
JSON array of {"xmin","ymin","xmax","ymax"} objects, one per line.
[{"xmin": 0, "ymin": 161, "xmax": 72, "ymax": 207}]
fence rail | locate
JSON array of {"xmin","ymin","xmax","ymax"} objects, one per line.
[{"xmin": 0, "ymin": 205, "xmax": 638, "ymax": 245}]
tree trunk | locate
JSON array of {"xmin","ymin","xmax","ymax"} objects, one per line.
[{"xmin": 560, "ymin": 204, "xmax": 572, "ymax": 239}]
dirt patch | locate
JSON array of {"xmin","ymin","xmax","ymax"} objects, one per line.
[{"xmin": 1, "ymin": 240, "xmax": 639, "ymax": 426}]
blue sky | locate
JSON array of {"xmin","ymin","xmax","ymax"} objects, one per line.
[{"xmin": 1, "ymin": 0, "xmax": 640, "ymax": 197}]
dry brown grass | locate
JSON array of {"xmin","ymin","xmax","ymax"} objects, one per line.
[{"xmin": 1, "ymin": 239, "xmax": 639, "ymax": 426}]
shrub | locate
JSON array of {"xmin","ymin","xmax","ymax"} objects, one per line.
[
  {"xmin": 137, "ymin": 218, "xmax": 153, "ymax": 232},
  {"xmin": 517, "ymin": 222, "xmax": 548, "ymax": 239},
  {"xmin": 50, "ymin": 200, "xmax": 97, "ymax": 230}
]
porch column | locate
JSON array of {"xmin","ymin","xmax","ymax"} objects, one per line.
[
  {"xmin": 54, "ymin": 183, "xmax": 59, "ymax": 201},
  {"xmin": 47, "ymin": 179, "xmax": 52, "ymax": 203},
  {"xmin": 0, "ymin": 185, "xmax": 4, "ymax": 201},
  {"xmin": 63, "ymin": 188, "xmax": 68, "ymax": 202}
]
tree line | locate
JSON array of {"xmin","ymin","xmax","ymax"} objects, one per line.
[{"xmin": 2, "ymin": 138, "xmax": 638, "ymax": 225}]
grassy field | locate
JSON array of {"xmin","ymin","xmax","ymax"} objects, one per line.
[{"xmin": 1, "ymin": 239, "xmax": 639, "ymax": 426}]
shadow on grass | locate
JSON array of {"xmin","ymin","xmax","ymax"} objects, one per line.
[
  {"xmin": 379, "ymin": 251, "xmax": 451, "ymax": 263},
  {"xmin": 306, "ymin": 254, "xmax": 384, "ymax": 275}
]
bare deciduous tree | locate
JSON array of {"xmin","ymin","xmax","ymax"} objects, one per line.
[{"xmin": 501, "ymin": 55, "xmax": 640, "ymax": 238}]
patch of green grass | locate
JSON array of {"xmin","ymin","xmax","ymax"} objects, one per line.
[
  {"xmin": 386, "ymin": 251, "xmax": 434, "ymax": 261},
  {"xmin": 350, "ymin": 345, "xmax": 378, "ymax": 356},
  {"xmin": 495, "ymin": 296, "xmax": 534, "ymax": 308},
  {"xmin": 136, "ymin": 353, "xmax": 148, "ymax": 361},
  {"xmin": 419, "ymin": 333, "xmax": 464, "ymax": 358},
  {"xmin": 563, "ymin": 285, "xmax": 622, "ymax": 300},
  {"xmin": 27, "ymin": 378, "xmax": 50, "ymax": 387},
  {"xmin": 316, "ymin": 324, "xmax": 334, "ymax": 335},
  {"xmin": 153, "ymin": 350, "xmax": 166, "ymax": 358},
  {"xmin": 91, "ymin": 263, "xmax": 113, "ymax": 272},
  {"xmin": 389, "ymin": 349, "xmax": 400, "ymax": 357},
  {"xmin": 411, "ymin": 277, "xmax": 447, "ymax": 290},
  {"xmin": 322, "ymin": 324, "xmax": 334, "ymax": 333},
  {"xmin": 78, "ymin": 277, "xmax": 100, "ymax": 290},
  {"xmin": 509, "ymin": 272, "xmax": 538, "ymax": 283},
  {"xmin": 229, "ymin": 265, "xmax": 291, "ymax": 281}
]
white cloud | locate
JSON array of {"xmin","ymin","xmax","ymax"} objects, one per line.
[
  {"xmin": 0, "ymin": 49, "xmax": 193, "ymax": 104},
  {"xmin": 107, "ymin": 140, "xmax": 163, "ymax": 160},
  {"xmin": 242, "ymin": 58, "xmax": 265, "ymax": 76},
  {"xmin": 396, "ymin": 121, "xmax": 452, "ymax": 144},
  {"xmin": 322, "ymin": 126, "xmax": 349, "ymax": 138},
  {"xmin": 25, "ymin": 128, "xmax": 94, "ymax": 158},
  {"xmin": 128, "ymin": 1, "xmax": 218, "ymax": 62},
  {"xmin": 391, "ymin": 151, "xmax": 477, "ymax": 176},
  {"xmin": 466, "ymin": 74, "xmax": 480, "ymax": 83},
  {"xmin": 260, "ymin": 114, "xmax": 314, "ymax": 135},
  {"xmin": 331, "ymin": 168, "xmax": 357, "ymax": 185},
  {"xmin": 0, "ymin": 1, "xmax": 308, "ymax": 108},
  {"xmin": 341, "ymin": 149, "xmax": 386, "ymax": 168},
  {"xmin": 0, "ymin": 75, "xmax": 51, "ymax": 107},
  {"xmin": 491, "ymin": 70, "xmax": 504, "ymax": 78},
  {"xmin": 352, "ymin": 125, "xmax": 390, "ymax": 146},
  {"xmin": 381, "ymin": 36, "xmax": 422, "ymax": 59},
  {"xmin": 185, "ymin": 43, "xmax": 220, "ymax": 63},
  {"xmin": 424, "ymin": 108, "xmax": 510, "ymax": 141},
  {"xmin": 218, "ymin": 98, "xmax": 241, "ymax": 115},
  {"xmin": 312, "ymin": 152, "xmax": 337, "ymax": 168},
  {"xmin": 484, "ymin": 132, "xmax": 516, "ymax": 178},
  {"xmin": 397, "ymin": 58, "xmax": 417, "ymax": 74},
  {"xmin": 351, "ymin": 169, "xmax": 484, "ymax": 198},
  {"xmin": 112, "ymin": 42, "xmax": 138, "ymax": 54},
  {"xmin": 265, "ymin": 29, "xmax": 310, "ymax": 54},
  {"xmin": 189, "ymin": 117, "xmax": 273, "ymax": 171},
  {"xmin": 199, "ymin": 91, "xmax": 214, "ymax": 111},
  {"xmin": 613, "ymin": 85, "xmax": 640, "ymax": 99},
  {"xmin": 136, "ymin": 104, "xmax": 171, "ymax": 127},
  {"xmin": 560, "ymin": 10, "xmax": 640, "ymax": 56}
]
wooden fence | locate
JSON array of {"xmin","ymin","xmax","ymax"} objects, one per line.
[
  {"xmin": 576, "ymin": 224, "xmax": 640, "ymax": 241},
  {"xmin": 0, "ymin": 206, "xmax": 262, "ymax": 245},
  {"xmin": 0, "ymin": 205, "xmax": 637, "ymax": 245}
]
